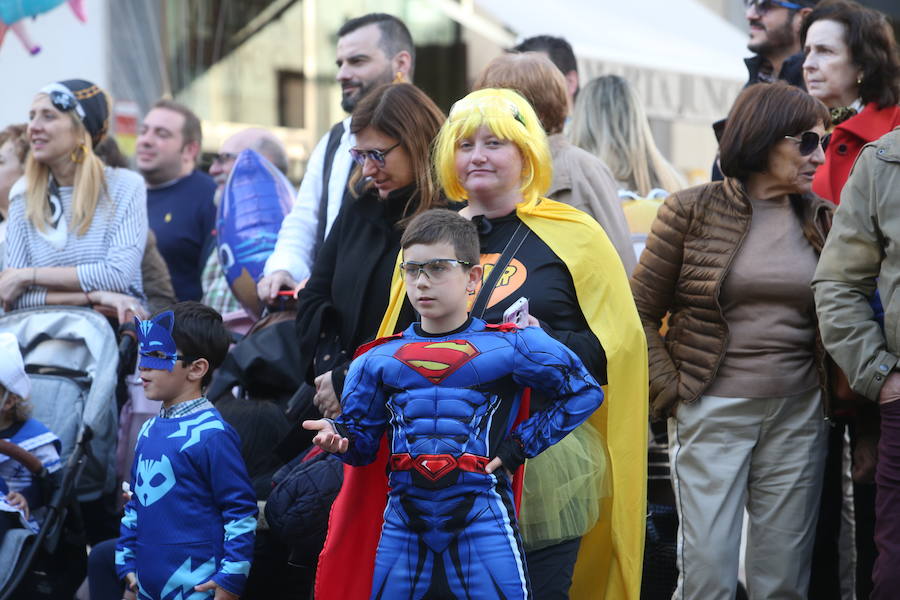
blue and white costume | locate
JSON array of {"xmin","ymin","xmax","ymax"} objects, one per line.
[
  {"xmin": 331, "ymin": 317, "xmax": 604, "ymax": 599},
  {"xmin": 115, "ymin": 311, "xmax": 257, "ymax": 599},
  {"xmin": 0, "ymin": 418, "xmax": 61, "ymax": 532},
  {"xmin": 115, "ymin": 408, "xmax": 257, "ymax": 599}
]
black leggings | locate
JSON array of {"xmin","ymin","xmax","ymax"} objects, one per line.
[{"xmin": 524, "ymin": 537, "xmax": 582, "ymax": 599}]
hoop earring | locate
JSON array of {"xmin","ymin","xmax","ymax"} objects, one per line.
[{"xmin": 70, "ymin": 143, "xmax": 88, "ymax": 164}]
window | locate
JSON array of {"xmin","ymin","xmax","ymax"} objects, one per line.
[{"xmin": 278, "ymin": 70, "xmax": 305, "ymax": 128}]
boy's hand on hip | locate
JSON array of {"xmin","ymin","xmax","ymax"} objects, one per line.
[
  {"xmin": 123, "ymin": 572, "xmax": 137, "ymax": 593},
  {"xmin": 195, "ymin": 580, "xmax": 239, "ymax": 599},
  {"xmin": 484, "ymin": 457, "xmax": 513, "ymax": 479},
  {"xmin": 302, "ymin": 419, "xmax": 349, "ymax": 453}
]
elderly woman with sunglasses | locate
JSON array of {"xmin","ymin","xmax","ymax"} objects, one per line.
[
  {"xmin": 0, "ymin": 80, "xmax": 147, "ymax": 322},
  {"xmin": 631, "ymin": 81, "xmax": 834, "ymax": 599},
  {"xmin": 801, "ymin": 0, "xmax": 900, "ymax": 204},
  {"xmin": 293, "ymin": 83, "xmax": 446, "ymax": 420}
]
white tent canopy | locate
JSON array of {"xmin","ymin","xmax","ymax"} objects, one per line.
[{"xmin": 471, "ymin": 0, "xmax": 752, "ymax": 121}]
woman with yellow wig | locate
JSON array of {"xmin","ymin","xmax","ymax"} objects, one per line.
[
  {"xmin": 438, "ymin": 87, "xmax": 647, "ymax": 599},
  {"xmin": 315, "ymin": 88, "xmax": 648, "ymax": 600}
]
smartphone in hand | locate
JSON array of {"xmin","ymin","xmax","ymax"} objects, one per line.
[{"xmin": 503, "ymin": 297, "xmax": 530, "ymax": 328}]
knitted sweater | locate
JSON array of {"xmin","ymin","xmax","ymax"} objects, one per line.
[
  {"xmin": 4, "ymin": 167, "xmax": 147, "ymax": 308},
  {"xmin": 115, "ymin": 408, "xmax": 257, "ymax": 598}
]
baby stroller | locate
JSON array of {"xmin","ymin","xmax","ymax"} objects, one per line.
[{"xmin": 0, "ymin": 306, "xmax": 121, "ymax": 599}]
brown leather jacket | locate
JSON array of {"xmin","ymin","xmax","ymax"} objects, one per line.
[{"xmin": 631, "ymin": 178, "xmax": 833, "ymax": 420}]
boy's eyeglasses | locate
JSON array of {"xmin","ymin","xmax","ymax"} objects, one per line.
[
  {"xmin": 349, "ymin": 142, "xmax": 400, "ymax": 167},
  {"xmin": 399, "ymin": 259, "xmax": 472, "ymax": 282},
  {"xmin": 784, "ymin": 131, "xmax": 825, "ymax": 156},
  {"xmin": 745, "ymin": 0, "xmax": 805, "ymax": 13},
  {"xmin": 140, "ymin": 350, "xmax": 197, "ymax": 365}
]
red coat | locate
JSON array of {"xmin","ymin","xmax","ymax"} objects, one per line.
[{"xmin": 813, "ymin": 103, "xmax": 900, "ymax": 204}]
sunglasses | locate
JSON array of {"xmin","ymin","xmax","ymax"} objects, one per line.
[
  {"xmin": 211, "ymin": 152, "xmax": 238, "ymax": 165},
  {"xmin": 349, "ymin": 142, "xmax": 400, "ymax": 167},
  {"xmin": 745, "ymin": 0, "xmax": 805, "ymax": 13},
  {"xmin": 784, "ymin": 131, "xmax": 826, "ymax": 156},
  {"xmin": 43, "ymin": 87, "xmax": 86, "ymax": 121},
  {"xmin": 399, "ymin": 258, "xmax": 472, "ymax": 282}
]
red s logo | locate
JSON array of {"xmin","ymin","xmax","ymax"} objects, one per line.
[{"xmin": 393, "ymin": 340, "xmax": 481, "ymax": 384}]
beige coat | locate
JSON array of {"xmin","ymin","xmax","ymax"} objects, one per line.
[
  {"xmin": 814, "ymin": 127, "xmax": 900, "ymax": 401},
  {"xmin": 547, "ymin": 134, "xmax": 637, "ymax": 274}
]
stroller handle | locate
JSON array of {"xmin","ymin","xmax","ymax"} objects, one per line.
[{"xmin": 0, "ymin": 439, "xmax": 44, "ymax": 475}]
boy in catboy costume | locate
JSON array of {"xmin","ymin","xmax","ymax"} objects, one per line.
[{"xmin": 115, "ymin": 302, "xmax": 256, "ymax": 600}]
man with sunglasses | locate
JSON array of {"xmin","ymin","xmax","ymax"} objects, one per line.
[
  {"xmin": 744, "ymin": 0, "xmax": 818, "ymax": 88},
  {"xmin": 257, "ymin": 13, "xmax": 415, "ymax": 304},
  {"xmin": 201, "ymin": 128, "xmax": 290, "ymax": 314}
]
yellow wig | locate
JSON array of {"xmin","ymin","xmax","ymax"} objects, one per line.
[{"xmin": 433, "ymin": 88, "xmax": 552, "ymax": 204}]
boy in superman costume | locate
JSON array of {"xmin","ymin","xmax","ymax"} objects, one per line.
[{"xmin": 304, "ymin": 209, "xmax": 604, "ymax": 598}]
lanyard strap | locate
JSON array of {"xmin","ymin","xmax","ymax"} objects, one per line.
[{"xmin": 470, "ymin": 221, "xmax": 530, "ymax": 319}]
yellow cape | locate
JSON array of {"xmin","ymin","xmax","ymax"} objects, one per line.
[{"xmin": 377, "ymin": 197, "xmax": 648, "ymax": 599}]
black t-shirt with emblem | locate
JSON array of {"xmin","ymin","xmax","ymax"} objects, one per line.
[{"xmin": 470, "ymin": 211, "xmax": 607, "ymax": 385}]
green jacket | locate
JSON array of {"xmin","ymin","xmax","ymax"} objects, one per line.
[{"xmin": 813, "ymin": 127, "xmax": 900, "ymax": 401}]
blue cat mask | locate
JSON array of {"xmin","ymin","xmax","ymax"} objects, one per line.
[{"xmin": 135, "ymin": 311, "xmax": 179, "ymax": 372}]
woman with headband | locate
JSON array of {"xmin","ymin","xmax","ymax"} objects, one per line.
[{"xmin": 0, "ymin": 79, "xmax": 147, "ymax": 322}]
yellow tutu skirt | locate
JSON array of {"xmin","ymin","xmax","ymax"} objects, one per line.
[{"xmin": 518, "ymin": 421, "xmax": 610, "ymax": 550}]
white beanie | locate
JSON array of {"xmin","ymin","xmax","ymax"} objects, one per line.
[{"xmin": 0, "ymin": 332, "xmax": 30, "ymax": 399}]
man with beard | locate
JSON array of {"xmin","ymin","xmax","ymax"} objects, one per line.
[
  {"xmin": 743, "ymin": 0, "xmax": 818, "ymax": 87},
  {"xmin": 713, "ymin": 0, "xmax": 818, "ymax": 179},
  {"xmin": 257, "ymin": 13, "xmax": 414, "ymax": 303}
]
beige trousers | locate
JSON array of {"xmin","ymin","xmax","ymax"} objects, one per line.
[{"xmin": 668, "ymin": 389, "xmax": 827, "ymax": 600}]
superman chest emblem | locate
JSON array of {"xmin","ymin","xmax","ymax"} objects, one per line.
[{"xmin": 393, "ymin": 340, "xmax": 481, "ymax": 384}]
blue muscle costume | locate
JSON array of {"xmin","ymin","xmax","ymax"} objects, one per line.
[
  {"xmin": 115, "ymin": 311, "xmax": 257, "ymax": 599},
  {"xmin": 330, "ymin": 317, "xmax": 604, "ymax": 599}
]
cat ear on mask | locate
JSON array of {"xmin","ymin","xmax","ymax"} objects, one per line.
[{"xmin": 154, "ymin": 311, "xmax": 175, "ymax": 334}]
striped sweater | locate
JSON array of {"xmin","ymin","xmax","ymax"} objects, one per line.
[{"xmin": 4, "ymin": 167, "xmax": 147, "ymax": 307}]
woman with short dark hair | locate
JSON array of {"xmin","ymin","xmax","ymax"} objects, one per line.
[
  {"xmin": 631, "ymin": 81, "xmax": 833, "ymax": 599},
  {"xmin": 801, "ymin": 0, "xmax": 900, "ymax": 203}
]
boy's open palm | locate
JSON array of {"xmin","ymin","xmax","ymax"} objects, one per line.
[
  {"xmin": 195, "ymin": 580, "xmax": 239, "ymax": 599},
  {"xmin": 302, "ymin": 419, "xmax": 349, "ymax": 453}
]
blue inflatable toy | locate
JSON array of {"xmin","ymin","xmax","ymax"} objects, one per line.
[{"xmin": 217, "ymin": 149, "xmax": 294, "ymax": 318}]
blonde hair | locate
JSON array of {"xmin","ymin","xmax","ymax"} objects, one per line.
[
  {"xmin": 434, "ymin": 88, "xmax": 552, "ymax": 204},
  {"xmin": 569, "ymin": 76, "xmax": 684, "ymax": 196},
  {"xmin": 25, "ymin": 95, "xmax": 107, "ymax": 236}
]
